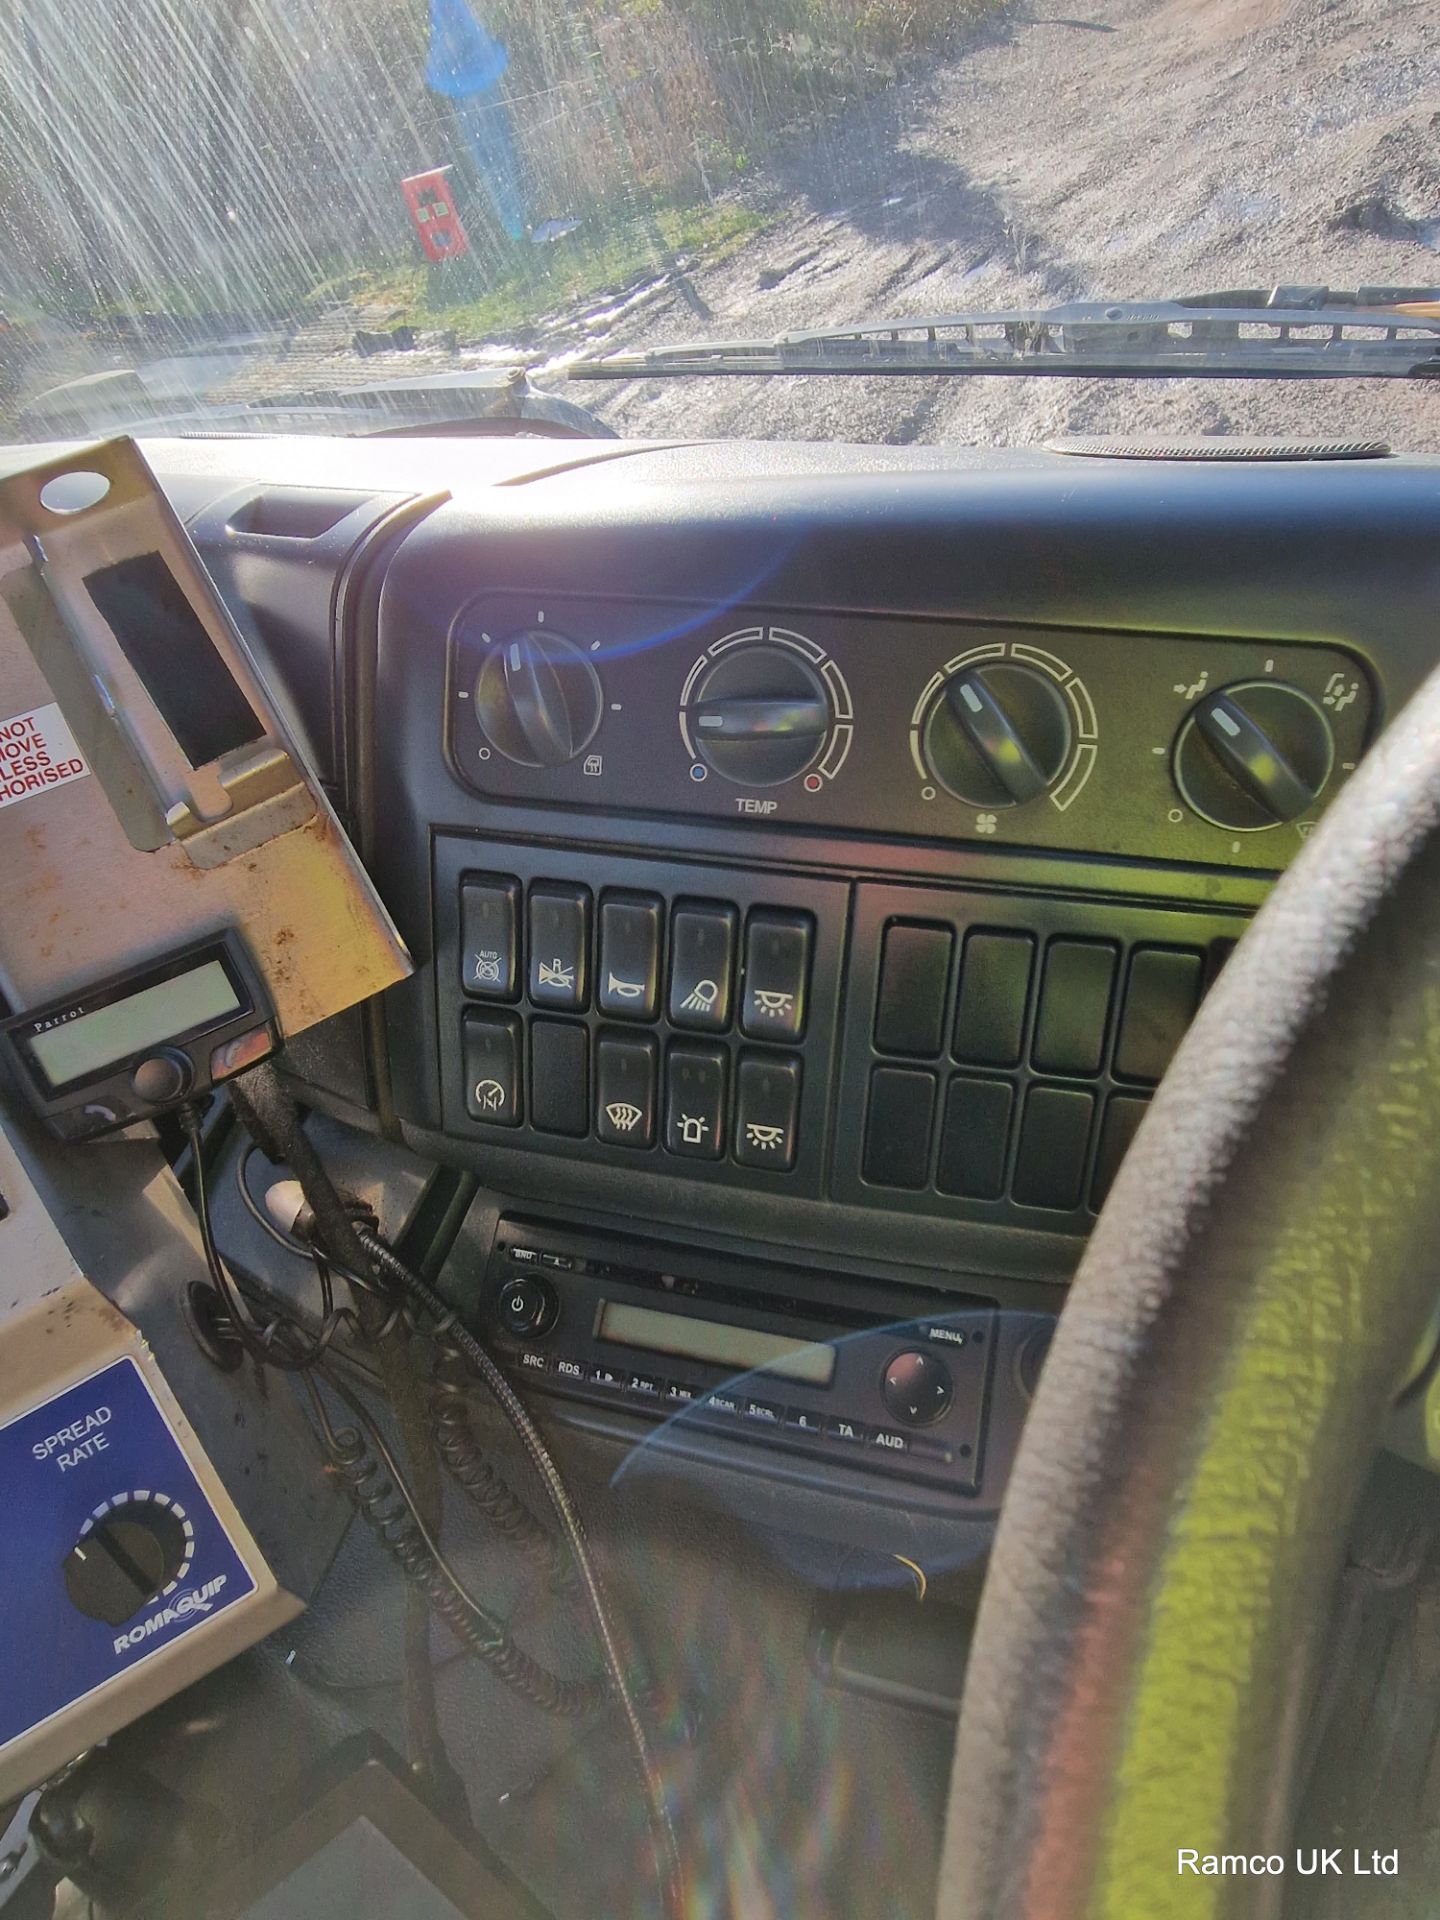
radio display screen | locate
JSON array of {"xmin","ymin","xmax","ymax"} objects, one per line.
[
  {"xmin": 24, "ymin": 960, "xmax": 241, "ymax": 1090},
  {"xmin": 597, "ymin": 1299, "xmax": 836, "ymax": 1386}
]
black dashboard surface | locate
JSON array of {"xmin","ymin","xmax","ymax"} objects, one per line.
[{"xmin": 134, "ymin": 431, "xmax": 1440, "ymax": 1298}]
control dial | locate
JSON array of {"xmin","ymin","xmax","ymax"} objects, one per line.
[
  {"xmin": 1173, "ymin": 680, "xmax": 1334, "ymax": 830},
  {"xmin": 63, "ymin": 1493, "xmax": 192, "ymax": 1626},
  {"xmin": 881, "ymin": 1350, "xmax": 954, "ymax": 1428},
  {"xmin": 473, "ymin": 630, "xmax": 603, "ymax": 769},
  {"xmin": 920, "ymin": 662, "xmax": 1074, "ymax": 807},
  {"xmin": 685, "ymin": 642, "xmax": 830, "ymax": 786},
  {"xmin": 129, "ymin": 1048, "xmax": 193, "ymax": 1107}
]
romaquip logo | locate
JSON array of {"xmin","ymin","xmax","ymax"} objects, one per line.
[{"xmin": 113, "ymin": 1574, "xmax": 227, "ymax": 1654}]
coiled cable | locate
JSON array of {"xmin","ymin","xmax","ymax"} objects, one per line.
[
  {"xmin": 230, "ymin": 1062, "xmax": 686, "ymax": 1920},
  {"xmin": 179, "ymin": 1104, "xmax": 403, "ymax": 1372},
  {"xmin": 429, "ymin": 1348, "xmax": 570, "ymax": 1587},
  {"xmin": 307, "ymin": 1372, "xmax": 604, "ymax": 1719},
  {"xmin": 352, "ymin": 1224, "xmax": 686, "ymax": 1920}
]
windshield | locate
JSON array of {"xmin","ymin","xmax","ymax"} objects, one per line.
[{"xmin": 0, "ymin": 0, "xmax": 1436, "ymax": 448}]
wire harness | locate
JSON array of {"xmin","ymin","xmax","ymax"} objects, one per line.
[{"xmin": 202, "ymin": 1065, "xmax": 687, "ymax": 1920}]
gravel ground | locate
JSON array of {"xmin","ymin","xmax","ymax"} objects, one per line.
[
  {"xmin": 558, "ymin": 0, "xmax": 1440, "ymax": 451},
  {"xmin": 7, "ymin": 0, "xmax": 1437, "ymax": 452}
]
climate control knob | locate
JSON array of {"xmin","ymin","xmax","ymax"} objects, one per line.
[
  {"xmin": 473, "ymin": 630, "xmax": 603, "ymax": 769},
  {"xmin": 920, "ymin": 662, "xmax": 1073, "ymax": 807},
  {"xmin": 686, "ymin": 644, "xmax": 831, "ymax": 787},
  {"xmin": 1173, "ymin": 680, "xmax": 1333, "ymax": 830}
]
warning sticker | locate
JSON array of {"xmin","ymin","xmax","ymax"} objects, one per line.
[{"xmin": 0, "ymin": 702, "xmax": 90, "ymax": 811}]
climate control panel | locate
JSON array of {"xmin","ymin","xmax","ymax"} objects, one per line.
[{"xmin": 446, "ymin": 594, "xmax": 1373, "ymax": 870}]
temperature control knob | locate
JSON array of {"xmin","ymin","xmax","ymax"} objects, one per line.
[
  {"xmin": 473, "ymin": 630, "xmax": 603, "ymax": 769},
  {"xmin": 1173, "ymin": 681, "xmax": 1333, "ymax": 830},
  {"xmin": 63, "ymin": 1495, "xmax": 190, "ymax": 1626},
  {"xmin": 688, "ymin": 644, "xmax": 830, "ymax": 786},
  {"xmin": 921, "ymin": 663, "xmax": 1073, "ymax": 807}
]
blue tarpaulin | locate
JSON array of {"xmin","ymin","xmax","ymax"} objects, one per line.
[
  {"xmin": 426, "ymin": 0, "xmax": 507, "ymax": 97},
  {"xmin": 426, "ymin": 0, "xmax": 525, "ymax": 240}
]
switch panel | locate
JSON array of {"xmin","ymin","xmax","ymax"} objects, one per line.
[
  {"xmin": 438, "ymin": 842, "xmax": 1245, "ymax": 1233},
  {"xmin": 530, "ymin": 1021, "xmax": 588, "ymax": 1136},
  {"xmin": 1114, "ymin": 947, "xmax": 1203, "ymax": 1083},
  {"xmin": 1032, "ymin": 941, "xmax": 1118, "ymax": 1076},
  {"xmin": 1012, "ymin": 1086, "xmax": 1095, "ymax": 1210},
  {"xmin": 953, "ymin": 932, "xmax": 1033, "ymax": 1067},
  {"xmin": 838, "ymin": 883, "xmax": 1246, "ymax": 1233},
  {"xmin": 435, "ymin": 839, "xmax": 845, "ymax": 1199},
  {"xmin": 862, "ymin": 1069, "xmax": 937, "ymax": 1189}
]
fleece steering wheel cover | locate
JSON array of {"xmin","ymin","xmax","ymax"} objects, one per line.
[{"xmin": 937, "ymin": 656, "xmax": 1440, "ymax": 1920}]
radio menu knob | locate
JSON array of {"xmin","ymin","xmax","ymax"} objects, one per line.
[
  {"xmin": 686, "ymin": 644, "xmax": 831, "ymax": 786},
  {"xmin": 881, "ymin": 1349, "xmax": 954, "ymax": 1427},
  {"xmin": 473, "ymin": 630, "xmax": 603, "ymax": 769},
  {"xmin": 920, "ymin": 663, "xmax": 1073, "ymax": 807},
  {"xmin": 1173, "ymin": 680, "xmax": 1334, "ymax": 830}
]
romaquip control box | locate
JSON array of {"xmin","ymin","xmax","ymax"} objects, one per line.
[{"xmin": 0, "ymin": 1104, "xmax": 338, "ymax": 1801}]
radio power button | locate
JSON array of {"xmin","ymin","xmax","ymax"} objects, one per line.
[{"xmin": 498, "ymin": 1275, "xmax": 558, "ymax": 1340}]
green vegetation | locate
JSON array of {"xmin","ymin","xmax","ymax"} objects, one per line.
[
  {"xmin": 316, "ymin": 200, "xmax": 766, "ymax": 339},
  {"xmin": 0, "ymin": 0, "xmax": 998, "ymax": 344}
]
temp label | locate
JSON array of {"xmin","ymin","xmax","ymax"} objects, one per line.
[
  {"xmin": 0, "ymin": 1356, "xmax": 255, "ymax": 1753},
  {"xmin": 0, "ymin": 702, "xmax": 90, "ymax": 811}
]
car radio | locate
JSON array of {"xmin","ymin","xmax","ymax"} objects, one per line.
[{"xmin": 482, "ymin": 1217, "xmax": 996, "ymax": 1498}]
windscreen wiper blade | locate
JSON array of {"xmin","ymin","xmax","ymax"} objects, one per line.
[{"xmin": 569, "ymin": 287, "xmax": 1440, "ymax": 382}]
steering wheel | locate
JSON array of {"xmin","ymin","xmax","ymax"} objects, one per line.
[{"xmin": 935, "ymin": 663, "xmax": 1440, "ymax": 1920}]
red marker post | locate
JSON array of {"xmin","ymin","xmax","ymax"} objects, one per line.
[{"xmin": 401, "ymin": 166, "xmax": 471, "ymax": 263}]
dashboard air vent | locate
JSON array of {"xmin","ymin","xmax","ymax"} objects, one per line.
[{"xmin": 226, "ymin": 487, "xmax": 373, "ymax": 538}]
